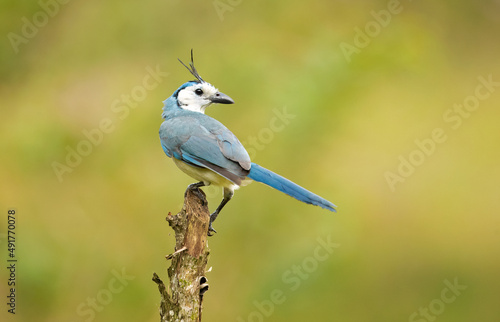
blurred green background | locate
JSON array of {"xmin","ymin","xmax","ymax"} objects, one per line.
[{"xmin": 1, "ymin": 0, "xmax": 500, "ymax": 321}]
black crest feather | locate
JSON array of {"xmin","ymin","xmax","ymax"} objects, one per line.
[{"xmin": 178, "ymin": 49, "xmax": 204, "ymax": 83}]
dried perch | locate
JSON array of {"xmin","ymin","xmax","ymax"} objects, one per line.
[{"xmin": 152, "ymin": 186, "xmax": 211, "ymax": 322}]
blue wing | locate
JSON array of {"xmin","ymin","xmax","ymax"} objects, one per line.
[{"xmin": 159, "ymin": 112, "xmax": 250, "ymax": 185}]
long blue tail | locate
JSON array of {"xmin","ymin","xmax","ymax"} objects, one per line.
[{"xmin": 247, "ymin": 163, "xmax": 337, "ymax": 212}]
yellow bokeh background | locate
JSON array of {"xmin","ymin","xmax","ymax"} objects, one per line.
[{"xmin": 1, "ymin": 1, "xmax": 500, "ymax": 321}]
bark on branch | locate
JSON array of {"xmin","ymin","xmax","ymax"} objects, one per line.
[{"xmin": 152, "ymin": 187, "xmax": 211, "ymax": 322}]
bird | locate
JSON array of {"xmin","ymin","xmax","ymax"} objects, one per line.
[{"xmin": 159, "ymin": 51, "xmax": 337, "ymax": 235}]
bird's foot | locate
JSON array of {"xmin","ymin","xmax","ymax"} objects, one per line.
[
  {"xmin": 186, "ymin": 182, "xmax": 205, "ymax": 200},
  {"xmin": 207, "ymin": 222, "xmax": 217, "ymax": 236},
  {"xmin": 187, "ymin": 181, "xmax": 205, "ymax": 190},
  {"xmin": 207, "ymin": 212, "xmax": 218, "ymax": 236}
]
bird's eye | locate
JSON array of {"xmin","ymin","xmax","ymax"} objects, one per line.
[{"xmin": 195, "ymin": 88, "xmax": 203, "ymax": 95}]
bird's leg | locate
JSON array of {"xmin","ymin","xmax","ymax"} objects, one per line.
[
  {"xmin": 188, "ymin": 181, "xmax": 205, "ymax": 189},
  {"xmin": 208, "ymin": 188, "xmax": 234, "ymax": 236},
  {"xmin": 186, "ymin": 181, "xmax": 206, "ymax": 200}
]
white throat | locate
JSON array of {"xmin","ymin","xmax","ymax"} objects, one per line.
[
  {"xmin": 179, "ymin": 102, "xmax": 208, "ymax": 114},
  {"xmin": 177, "ymin": 82, "xmax": 218, "ymax": 114}
]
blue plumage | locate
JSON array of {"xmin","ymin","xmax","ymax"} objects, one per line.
[
  {"xmin": 247, "ymin": 163, "xmax": 337, "ymax": 212},
  {"xmin": 159, "ymin": 51, "xmax": 337, "ymax": 234}
]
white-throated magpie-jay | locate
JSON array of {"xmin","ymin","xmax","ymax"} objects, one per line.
[{"xmin": 159, "ymin": 51, "xmax": 336, "ymax": 235}]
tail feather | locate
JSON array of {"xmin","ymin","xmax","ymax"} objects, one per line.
[{"xmin": 247, "ymin": 163, "xmax": 337, "ymax": 212}]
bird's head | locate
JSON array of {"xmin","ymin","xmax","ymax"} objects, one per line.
[{"xmin": 173, "ymin": 51, "xmax": 234, "ymax": 114}]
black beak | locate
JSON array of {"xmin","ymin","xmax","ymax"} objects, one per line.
[{"xmin": 209, "ymin": 91, "xmax": 234, "ymax": 104}]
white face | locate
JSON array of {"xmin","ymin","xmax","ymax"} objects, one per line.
[{"xmin": 177, "ymin": 82, "xmax": 219, "ymax": 114}]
